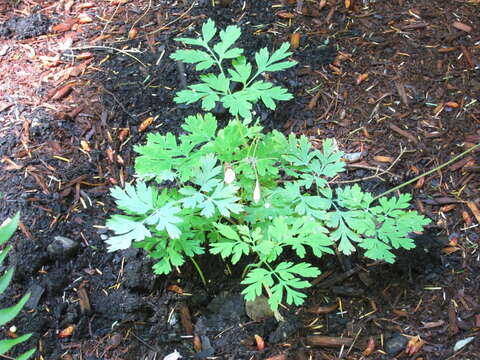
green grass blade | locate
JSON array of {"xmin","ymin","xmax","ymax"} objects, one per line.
[
  {"xmin": 0, "ymin": 292, "xmax": 30, "ymax": 327},
  {"xmin": 0, "ymin": 213, "xmax": 20, "ymax": 246},
  {"xmin": 0, "ymin": 267, "xmax": 15, "ymax": 294},
  {"xmin": 16, "ymin": 347, "xmax": 36, "ymax": 360},
  {"xmin": 0, "ymin": 333, "xmax": 32, "ymax": 355}
]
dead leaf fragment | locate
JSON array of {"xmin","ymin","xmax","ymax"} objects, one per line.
[
  {"xmin": 193, "ymin": 334, "xmax": 202, "ymax": 352},
  {"xmin": 345, "ymin": 0, "xmax": 352, "ymax": 9},
  {"xmin": 78, "ymin": 2, "xmax": 95, "ymax": 9},
  {"xmin": 363, "ymin": 337, "xmax": 375, "ymax": 356},
  {"xmin": 356, "ymin": 73, "xmax": 369, "ymax": 85},
  {"xmin": 6, "ymin": 329, "xmax": 17, "ymax": 339},
  {"xmin": 139, "ymin": 117, "xmax": 154, "ymax": 132},
  {"xmin": 290, "ymin": 32, "xmax": 301, "ymax": 49},
  {"xmin": 414, "ymin": 176, "xmax": 425, "ymax": 189},
  {"xmin": 167, "ymin": 284, "xmax": 184, "ymax": 295},
  {"xmin": 128, "ymin": 27, "xmax": 139, "ymax": 40},
  {"xmin": 77, "ymin": 13, "xmax": 93, "ymax": 24},
  {"xmin": 440, "ymin": 204, "xmax": 456, "ymax": 212},
  {"xmin": 178, "ymin": 302, "xmax": 193, "ymax": 335},
  {"xmin": 405, "ymin": 335, "xmax": 425, "ymax": 355},
  {"xmin": 452, "ymin": 21, "xmax": 472, "ymax": 33},
  {"xmin": 421, "ymin": 319, "xmax": 445, "ymax": 328},
  {"xmin": 276, "ymin": 11, "xmax": 295, "ymax": 19},
  {"xmin": 51, "ymin": 84, "xmax": 73, "ymax": 100},
  {"xmin": 52, "ymin": 22, "xmax": 74, "ymax": 33},
  {"xmin": 305, "ymin": 303, "xmax": 338, "ymax": 314},
  {"xmin": 393, "ymin": 309, "xmax": 408, "ymax": 317},
  {"xmin": 77, "ymin": 286, "xmax": 91, "ymax": 314},
  {"xmin": 75, "ymin": 52, "xmax": 93, "ymax": 60},
  {"xmin": 80, "ymin": 140, "xmax": 91, "ymax": 152},
  {"xmin": 442, "ymin": 246, "xmax": 460, "ymax": 255},
  {"xmin": 462, "ymin": 210, "xmax": 472, "ymax": 226},
  {"xmin": 254, "ymin": 334, "xmax": 265, "ymax": 351},
  {"xmin": 118, "ymin": 128, "xmax": 129, "ymax": 142},
  {"xmin": 466, "ymin": 201, "xmax": 480, "ymax": 224},
  {"xmin": 445, "ymin": 101, "xmax": 459, "ymax": 108},
  {"xmin": 59, "ymin": 325, "xmax": 75, "ymax": 338},
  {"xmin": 373, "ymin": 155, "xmax": 393, "ymax": 163}
]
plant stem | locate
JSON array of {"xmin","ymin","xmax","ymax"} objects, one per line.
[
  {"xmin": 189, "ymin": 256, "xmax": 208, "ymax": 288},
  {"xmin": 373, "ymin": 143, "xmax": 480, "ymax": 200}
]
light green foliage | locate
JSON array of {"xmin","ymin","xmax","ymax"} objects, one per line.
[
  {"xmin": 0, "ymin": 213, "xmax": 36, "ymax": 360},
  {"xmin": 170, "ymin": 19, "xmax": 297, "ymax": 122},
  {"xmin": 105, "ymin": 112, "xmax": 430, "ymax": 310},
  {"xmin": 106, "ymin": 18, "xmax": 430, "ymax": 311}
]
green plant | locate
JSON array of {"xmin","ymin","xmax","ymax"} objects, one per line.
[
  {"xmin": 105, "ymin": 115, "xmax": 430, "ymax": 310},
  {"xmin": 105, "ymin": 19, "xmax": 430, "ymax": 311},
  {"xmin": 170, "ymin": 19, "xmax": 296, "ymax": 122},
  {"xmin": 0, "ymin": 213, "xmax": 36, "ymax": 360}
]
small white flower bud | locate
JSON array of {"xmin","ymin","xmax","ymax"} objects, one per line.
[
  {"xmin": 223, "ymin": 163, "xmax": 235, "ymax": 184},
  {"xmin": 253, "ymin": 179, "xmax": 261, "ymax": 204}
]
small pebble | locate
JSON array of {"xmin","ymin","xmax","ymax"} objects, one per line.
[
  {"xmin": 47, "ymin": 236, "xmax": 79, "ymax": 259},
  {"xmin": 245, "ymin": 296, "xmax": 274, "ymax": 321},
  {"xmin": 384, "ymin": 334, "xmax": 409, "ymax": 355}
]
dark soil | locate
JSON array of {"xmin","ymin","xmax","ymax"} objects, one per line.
[
  {"xmin": 0, "ymin": 12, "xmax": 51, "ymax": 39},
  {"xmin": 0, "ymin": 1, "xmax": 479, "ymax": 359}
]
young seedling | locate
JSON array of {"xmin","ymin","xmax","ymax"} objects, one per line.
[{"xmin": 0, "ymin": 213, "xmax": 36, "ymax": 360}]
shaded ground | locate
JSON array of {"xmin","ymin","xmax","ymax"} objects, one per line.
[{"xmin": 0, "ymin": 0, "xmax": 479, "ymax": 359}]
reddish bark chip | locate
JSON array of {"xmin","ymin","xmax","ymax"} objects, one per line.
[{"xmin": 452, "ymin": 21, "xmax": 472, "ymax": 33}]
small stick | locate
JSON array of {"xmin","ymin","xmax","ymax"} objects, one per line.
[
  {"xmin": 148, "ymin": 1, "xmax": 197, "ymax": 36},
  {"xmin": 68, "ymin": 45, "xmax": 148, "ymax": 68},
  {"xmin": 373, "ymin": 143, "xmax": 480, "ymax": 200},
  {"xmin": 333, "ymin": 145, "xmax": 406, "ymax": 184}
]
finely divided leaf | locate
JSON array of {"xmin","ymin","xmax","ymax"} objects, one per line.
[
  {"xmin": 105, "ymin": 215, "xmax": 151, "ymax": 251},
  {"xmin": 317, "ymin": 138, "xmax": 345, "ymax": 177},
  {"xmin": 200, "ymin": 73, "xmax": 231, "ymax": 94},
  {"xmin": 181, "ymin": 113, "xmax": 218, "ymax": 143},
  {"xmin": 175, "ymin": 83, "xmax": 221, "ymax": 111},
  {"xmin": 110, "ymin": 182, "xmax": 157, "ymax": 215},
  {"xmin": 170, "ymin": 49, "xmax": 215, "ymax": 71},
  {"xmin": 206, "ymin": 183, "xmax": 243, "ymax": 217},
  {"xmin": 145, "ymin": 202, "xmax": 183, "ymax": 239},
  {"xmin": 283, "ymin": 134, "xmax": 316, "ymax": 166},
  {"xmin": 255, "ymin": 42, "xmax": 296, "ymax": 73},
  {"xmin": 222, "ymin": 92, "xmax": 254, "ymax": 119},
  {"xmin": 268, "ymin": 262, "xmax": 319, "ymax": 309},
  {"xmin": 202, "ymin": 18, "xmax": 217, "ymax": 43},
  {"xmin": 228, "ymin": 56, "xmax": 252, "ymax": 84},
  {"xmin": 241, "ymin": 268, "xmax": 274, "ymax": 301},
  {"xmin": 249, "ymin": 81, "xmax": 293, "ymax": 110},
  {"xmin": 193, "ymin": 154, "xmax": 222, "ymax": 192},
  {"xmin": 213, "ymin": 25, "xmax": 242, "ymax": 59}
]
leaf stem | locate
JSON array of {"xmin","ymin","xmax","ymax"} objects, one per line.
[
  {"xmin": 373, "ymin": 143, "xmax": 480, "ymax": 201},
  {"xmin": 189, "ymin": 256, "xmax": 208, "ymax": 288}
]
